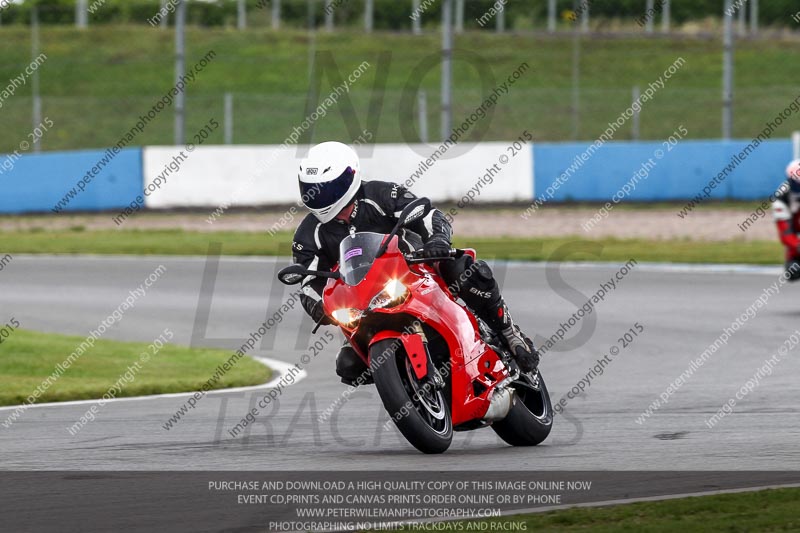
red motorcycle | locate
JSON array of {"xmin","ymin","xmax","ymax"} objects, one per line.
[{"xmin": 278, "ymin": 200, "xmax": 553, "ymax": 453}]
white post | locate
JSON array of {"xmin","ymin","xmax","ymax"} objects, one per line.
[
  {"xmin": 76, "ymin": 0, "xmax": 88, "ymax": 28},
  {"xmin": 412, "ymin": 0, "xmax": 421, "ymax": 35},
  {"xmin": 645, "ymin": 0, "xmax": 654, "ymax": 34},
  {"xmin": 571, "ymin": 29, "xmax": 580, "ymax": 139},
  {"xmin": 661, "ymin": 0, "xmax": 671, "ymax": 33},
  {"xmin": 418, "ymin": 91, "xmax": 429, "ymax": 143},
  {"xmin": 455, "ymin": 0, "xmax": 464, "ymax": 34},
  {"xmin": 272, "ymin": 0, "xmax": 281, "ymax": 30},
  {"xmin": 632, "ymin": 86, "xmax": 641, "ymax": 140},
  {"xmin": 722, "ymin": 0, "xmax": 734, "ymax": 140},
  {"xmin": 325, "ymin": 0, "xmax": 334, "ymax": 31},
  {"xmin": 548, "ymin": 0, "xmax": 556, "ymax": 32},
  {"xmin": 174, "ymin": 0, "xmax": 186, "ymax": 145},
  {"xmin": 307, "ymin": 0, "xmax": 316, "ymax": 82},
  {"xmin": 224, "ymin": 93, "xmax": 234, "ymax": 145},
  {"xmin": 793, "ymin": 132, "xmax": 800, "ymax": 160},
  {"xmin": 160, "ymin": 0, "xmax": 168, "ymax": 29},
  {"xmin": 749, "ymin": 0, "xmax": 758, "ymax": 34},
  {"xmin": 580, "ymin": 2, "xmax": 589, "ymax": 33},
  {"xmin": 737, "ymin": 1, "xmax": 746, "ymax": 37},
  {"xmin": 32, "ymin": 7, "xmax": 42, "ymax": 152},
  {"xmin": 441, "ymin": 0, "xmax": 453, "ymax": 140},
  {"xmin": 496, "ymin": 4, "xmax": 505, "ymax": 33},
  {"xmin": 364, "ymin": 0, "xmax": 373, "ymax": 33},
  {"xmin": 237, "ymin": 0, "xmax": 247, "ymax": 30}
]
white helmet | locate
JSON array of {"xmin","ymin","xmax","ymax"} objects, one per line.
[
  {"xmin": 786, "ymin": 159, "xmax": 800, "ymax": 182},
  {"xmin": 298, "ymin": 141, "xmax": 361, "ymax": 223}
]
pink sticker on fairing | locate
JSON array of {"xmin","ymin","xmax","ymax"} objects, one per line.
[{"xmin": 344, "ymin": 247, "xmax": 363, "ymax": 261}]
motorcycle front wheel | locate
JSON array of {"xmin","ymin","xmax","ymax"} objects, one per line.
[
  {"xmin": 370, "ymin": 339, "xmax": 453, "ymax": 454},
  {"xmin": 491, "ymin": 371, "xmax": 553, "ymax": 446}
]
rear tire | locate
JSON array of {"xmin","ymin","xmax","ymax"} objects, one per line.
[
  {"xmin": 492, "ymin": 372, "xmax": 553, "ymax": 446},
  {"xmin": 370, "ymin": 339, "xmax": 453, "ymax": 454}
]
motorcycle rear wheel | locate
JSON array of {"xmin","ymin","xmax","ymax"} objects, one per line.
[
  {"xmin": 491, "ymin": 371, "xmax": 553, "ymax": 446},
  {"xmin": 370, "ymin": 339, "xmax": 453, "ymax": 454}
]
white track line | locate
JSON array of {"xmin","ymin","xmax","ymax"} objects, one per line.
[
  {"xmin": 8, "ymin": 254, "xmax": 277, "ymax": 263},
  {"xmin": 0, "ymin": 357, "xmax": 303, "ymax": 412},
  {"xmin": 10, "ymin": 254, "xmax": 786, "ymax": 275},
  {"xmin": 523, "ymin": 261, "xmax": 785, "ymax": 275},
  {"xmin": 494, "ymin": 482, "xmax": 800, "ymax": 516},
  {"xmin": 370, "ymin": 482, "xmax": 800, "ymax": 533}
]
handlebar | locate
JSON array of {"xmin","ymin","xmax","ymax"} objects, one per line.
[{"xmin": 403, "ymin": 248, "xmax": 463, "ymax": 264}]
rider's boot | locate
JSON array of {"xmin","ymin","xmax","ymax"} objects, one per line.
[
  {"xmin": 335, "ymin": 340, "xmax": 372, "ymax": 386},
  {"xmin": 785, "ymin": 258, "xmax": 800, "ymax": 282},
  {"xmin": 495, "ymin": 303, "xmax": 540, "ymax": 374},
  {"xmin": 441, "ymin": 256, "xmax": 540, "ymax": 374}
]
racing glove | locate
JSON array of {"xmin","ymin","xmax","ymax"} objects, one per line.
[
  {"xmin": 309, "ymin": 299, "xmax": 334, "ymax": 326},
  {"xmin": 422, "ymin": 237, "xmax": 452, "ymax": 259}
]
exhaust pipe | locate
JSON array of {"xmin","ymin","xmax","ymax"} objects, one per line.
[{"xmin": 482, "ymin": 386, "xmax": 515, "ymax": 422}]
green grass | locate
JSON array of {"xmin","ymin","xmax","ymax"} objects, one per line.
[
  {"xmin": 1, "ymin": 26, "xmax": 799, "ymax": 152},
  {"xmin": 462, "ymin": 236, "xmax": 780, "ymax": 264},
  {"xmin": 0, "ymin": 328, "xmax": 271, "ymax": 406},
  {"xmin": 0, "ymin": 227, "xmax": 783, "ymax": 264},
  {"xmin": 441, "ymin": 488, "xmax": 800, "ymax": 532}
]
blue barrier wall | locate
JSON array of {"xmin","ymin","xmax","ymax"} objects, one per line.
[
  {"xmin": 1, "ymin": 140, "xmax": 793, "ymax": 214},
  {"xmin": 533, "ymin": 139, "xmax": 792, "ymax": 202},
  {"xmin": 0, "ymin": 148, "xmax": 142, "ymax": 214}
]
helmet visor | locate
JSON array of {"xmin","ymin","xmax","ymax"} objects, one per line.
[{"xmin": 300, "ymin": 167, "xmax": 355, "ymax": 210}]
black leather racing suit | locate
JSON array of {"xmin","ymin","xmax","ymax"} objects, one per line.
[
  {"xmin": 291, "ymin": 180, "xmax": 517, "ymax": 383},
  {"xmin": 771, "ymin": 181, "xmax": 800, "ymax": 280}
]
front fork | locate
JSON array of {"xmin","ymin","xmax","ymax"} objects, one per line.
[
  {"xmin": 410, "ymin": 323, "xmax": 445, "ymax": 390},
  {"xmin": 373, "ymin": 325, "xmax": 444, "ymax": 390}
]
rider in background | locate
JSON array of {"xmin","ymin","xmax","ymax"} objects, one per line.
[
  {"xmin": 772, "ymin": 159, "xmax": 800, "ymax": 281},
  {"xmin": 290, "ymin": 141, "xmax": 540, "ymax": 385}
]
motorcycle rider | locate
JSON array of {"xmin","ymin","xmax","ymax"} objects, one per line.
[
  {"xmin": 290, "ymin": 141, "xmax": 540, "ymax": 385},
  {"xmin": 772, "ymin": 159, "xmax": 800, "ymax": 281}
]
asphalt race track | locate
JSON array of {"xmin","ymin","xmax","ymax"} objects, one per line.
[{"xmin": 2, "ymin": 254, "xmax": 799, "ymax": 475}]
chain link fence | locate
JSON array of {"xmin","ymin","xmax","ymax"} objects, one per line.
[
  {"xmin": 3, "ymin": 85, "xmax": 798, "ymax": 153},
  {"xmin": 1, "ymin": 0, "xmax": 799, "ymax": 32},
  {"xmin": 2, "ymin": 1, "xmax": 799, "ymax": 153}
]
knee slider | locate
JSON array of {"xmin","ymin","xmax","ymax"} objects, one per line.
[
  {"xmin": 474, "ymin": 260, "xmax": 493, "ymax": 282},
  {"xmin": 468, "ymin": 260, "xmax": 496, "ymax": 292},
  {"xmin": 459, "ymin": 260, "xmax": 499, "ymax": 306},
  {"xmin": 440, "ymin": 254, "xmax": 472, "ymax": 293}
]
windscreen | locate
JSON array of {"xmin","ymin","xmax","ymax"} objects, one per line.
[{"xmin": 339, "ymin": 232, "xmax": 385, "ymax": 285}]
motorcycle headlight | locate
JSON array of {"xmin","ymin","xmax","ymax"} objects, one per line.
[
  {"xmin": 369, "ymin": 279, "xmax": 409, "ymax": 310},
  {"xmin": 331, "ymin": 308, "xmax": 363, "ymax": 327}
]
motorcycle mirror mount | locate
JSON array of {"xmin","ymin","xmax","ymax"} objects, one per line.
[
  {"xmin": 277, "ymin": 264, "xmax": 340, "ymax": 285},
  {"xmin": 375, "ymin": 198, "xmax": 428, "ymax": 259}
]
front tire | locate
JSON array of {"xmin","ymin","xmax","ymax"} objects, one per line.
[
  {"xmin": 370, "ymin": 339, "xmax": 453, "ymax": 454},
  {"xmin": 492, "ymin": 372, "xmax": 553, "ymax": 446}
]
